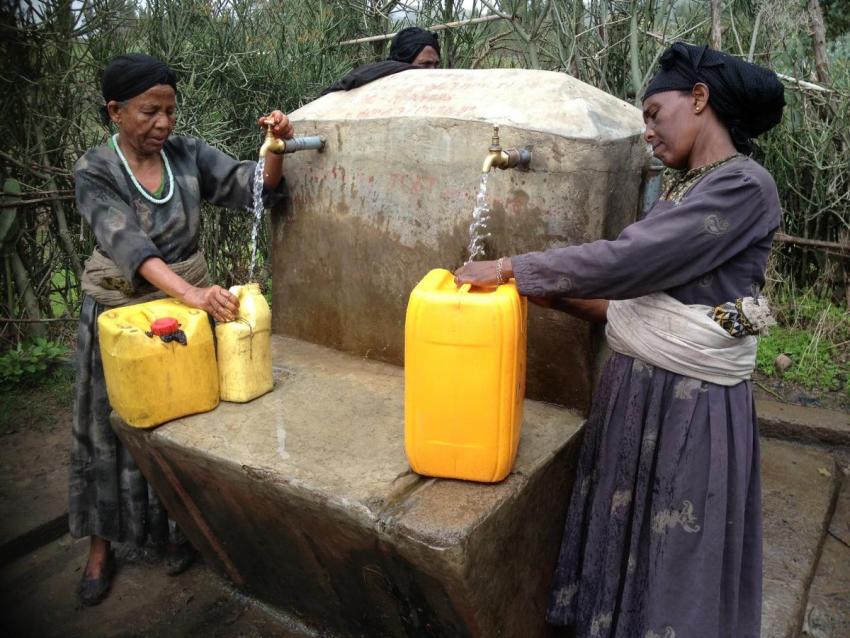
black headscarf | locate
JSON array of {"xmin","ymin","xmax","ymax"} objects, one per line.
[
  {"xmin": 643, "ymin": 42, "xmax": 785, "ymax": 154},
  {"xmin": 320, "ymin": 60, "xmax": 418, "ymax": 96},
  {"xmin": 99, "ymin": 53, "xmax": 178, "ymax": 124},
  {"xmin": 389, "ymin": 27, "xmax": 440, "ymax": 63}
]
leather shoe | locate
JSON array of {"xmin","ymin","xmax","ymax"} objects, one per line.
[{"xmin": 78, "ymin": 550, "xmax": 116, "ymax": 606}]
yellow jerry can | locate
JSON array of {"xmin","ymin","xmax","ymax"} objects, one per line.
[
  {"xmin": 98, "ymin": 298, "xmax": 219, "ymax": 428},
  {"xmin": 404, "ymin": 268, "xmax": 527, "ymax": 483},
  {"xmin": 215, "ymin": 283, "xmax": 273, "ymax": 403}
]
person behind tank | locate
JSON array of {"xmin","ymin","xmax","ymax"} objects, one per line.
[
  {"xmin": 454, "ymin": 42, "xmax": 785, "ymax": 637},
  {"xmin": 70, "ymin": 53, "xmax": 294, "ymax": 606},
  {"xmin": 320, "ymin": 26, "xmax": 440, "ymax": 95}
]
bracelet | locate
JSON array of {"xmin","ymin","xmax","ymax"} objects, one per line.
[{"xmin": 496, "ymin": 257, "xmax": 506, "ymax": 285}]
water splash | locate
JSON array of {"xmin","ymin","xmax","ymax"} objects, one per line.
[
  {"xmin": 248, "ymin": 157, "xmax": 265, "ymax": 278},
  {"xmin": 465, "ymin": 173, "xmax": 491, "ymax": 263}
]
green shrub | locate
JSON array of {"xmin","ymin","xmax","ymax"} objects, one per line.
[{"xmin": 0, "ymin": 338, "xmax": 70, "ymax": 386}]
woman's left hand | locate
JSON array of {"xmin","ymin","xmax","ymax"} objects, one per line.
[
  {"xmin": 454, "ymin": 258, "xmax": 513, "ymax": 288},
  {"xmin": 258, "ymin": 110, "xmax": 294, "ymax": 139}
]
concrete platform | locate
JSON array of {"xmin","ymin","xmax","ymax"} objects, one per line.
[
  {"xmin": 758, "ymin": 399, "xmax": 850, "ymax": 447},
  {"xmin": 112, "ymin": 336, "xmax": 585, "ymax": 638}
]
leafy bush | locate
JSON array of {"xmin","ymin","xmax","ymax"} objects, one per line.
[{"xmin": 0, "ymin": 338, "xmax": 70, "ymax": 385}]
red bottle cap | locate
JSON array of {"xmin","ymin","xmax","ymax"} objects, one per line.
[{"xmin": 150, "ymin": 317, "xmax": 179, "ymax": 336}]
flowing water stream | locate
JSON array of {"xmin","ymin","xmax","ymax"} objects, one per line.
[
  {"xmin": 465, "ymin": 173, "xmax": 491, "ymax": 264},
  {"xmin": 248, "ymin": 157, "xmax": 265, "ymax": 278}
]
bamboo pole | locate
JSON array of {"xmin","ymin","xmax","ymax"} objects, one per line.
[
  {"xmin": 773, "ymin": 232, "xmax": 850, "ymax": 256},
  {"xmin": 339, "ymin": 14, "xmax": 509, "ymax": 46}
]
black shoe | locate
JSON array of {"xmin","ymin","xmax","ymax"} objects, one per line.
[
  {"xmin": 165, "ymin": 542, "xmax": 196, "ymax": 576},
  {"xmin": 77, "ymin": 550, "xmax": 116, "ymax": 607}
]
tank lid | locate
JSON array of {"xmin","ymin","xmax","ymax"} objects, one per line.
[
  {"xmin": 150, "ymin": 317, "xmax": 179, "ymax": 336},
  {"xmin": 293, "ymin": 69, "xmax": 644, "ymax": 142}
]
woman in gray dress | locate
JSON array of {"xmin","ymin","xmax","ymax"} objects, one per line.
[
  {"xmin": 455, "ymin": 43, "xmax": 785, "ymax": 637},
  {"xmin": 70, "ymin": 53, "xmax": 293, "ymax": 605}
]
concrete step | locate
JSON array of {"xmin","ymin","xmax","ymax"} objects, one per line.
[
  {"xmin": 758, "ymin": 399, "xmax": 850, "ymax": 447},
  {"xmin": 0, "ymin": 534, "xmax": 311, "ymax": 638}
]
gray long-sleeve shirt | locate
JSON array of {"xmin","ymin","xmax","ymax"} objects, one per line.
[
  {"xmin": 512, "ymin": 157, "xmax": 780, "ymax": 306},
  {"xmin": 74, "ymin": 134, "xmax": 286, "ymax": 287}
]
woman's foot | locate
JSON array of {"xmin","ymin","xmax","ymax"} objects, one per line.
[
  {"xmin": 78, "ymin": 537, "xmax": 115, "ymax": 606},
  {"xmin": 165, "ymin": 541, "xmax": 196, "ymax": 576}
]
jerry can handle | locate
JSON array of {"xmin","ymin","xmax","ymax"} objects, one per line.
[{"xmin": 459, "ymin": 283, "xmax": 472, "ymax": 294}]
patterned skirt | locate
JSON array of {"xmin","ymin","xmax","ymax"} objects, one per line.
[
  {"xmin": 68, "ymin": 296, "xmax": 176, "ymax": 545},
  {"xmin": 546, "ymin": 353, "xmax": 762, "ymax": 638}
]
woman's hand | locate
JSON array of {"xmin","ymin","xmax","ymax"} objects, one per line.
[
  {"xmin": 182, "ymin": 285, "xmax": 240, "ymax": 323},
  {"xmin": 258, "ymin": 110, "xmax": 294, "ymax": 140},
  {"xmin": 453, "ymin": 258, "xmax": 514, "ymax": 288}
]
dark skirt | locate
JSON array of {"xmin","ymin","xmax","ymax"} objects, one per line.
[
  {"xmin": 68, "ymin": 296, "xmax": 176, "ymax": 545},
  {"xmin": 546, "ymin": 353, "xmax": 762, "ymax": 638}
]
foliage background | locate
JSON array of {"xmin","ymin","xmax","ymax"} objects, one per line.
[{"xmin": 0, "ymin": 0, "xmax": 848, "ymax": 398}]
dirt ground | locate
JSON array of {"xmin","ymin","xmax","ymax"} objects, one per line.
[{"xmin": 752, "ymin": 369, "xmax": 850, "ymax": 413}]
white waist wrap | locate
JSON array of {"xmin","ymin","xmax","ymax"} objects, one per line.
[{"xmin": 605, "ymin": 292, "xmax": 756, "ymax": 387}]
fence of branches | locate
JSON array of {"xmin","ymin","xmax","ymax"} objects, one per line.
[{"xmin": 1, "ymin": 0, "xmax": 848, "ymax": 348}]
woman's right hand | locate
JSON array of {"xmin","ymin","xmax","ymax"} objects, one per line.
[{"xmin": 182, "ymin": 285, "xmax": 239, "ymax": 323}]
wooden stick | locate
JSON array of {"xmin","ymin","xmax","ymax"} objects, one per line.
[
  {"xmin": 774, "ymin": 232, "xmax": 850, "ymax": 255},
  {"xmin": 339, "ymin": 14, "xmax": 510, "ymax": 46},
  {"xmin": 775, "ymin": 72, "xmax": 833, "ymax": 93},
  {"xmin": 0, "ymin": 316, "xmax": 79, "ymax": 323},
  {"xmin": 0, "ymin": 195, "xmax": 75, "ymax": 209}
]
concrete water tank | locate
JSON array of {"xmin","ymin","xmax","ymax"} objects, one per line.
[{"xmin": 272, "ymin": 69, "xmax": 648, "ymax": 412}]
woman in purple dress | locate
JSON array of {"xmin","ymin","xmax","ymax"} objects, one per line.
[{"xmin": 455, "ymin": 43, "xmax": 785, "ymax": 637}]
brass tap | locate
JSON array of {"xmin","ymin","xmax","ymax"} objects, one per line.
[
  {"xmin": 482, "ymin": 125, "xmax": 508, "ymax": 173},
  {"xmin": 482, "ymin": 125, "xmax": 532, "ymax": 173},
  {"xmin": 259, "ymin": 119, "xmax": 285, "ymax": 158}
]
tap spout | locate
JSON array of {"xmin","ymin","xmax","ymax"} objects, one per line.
[
  {"xmin": 259, "ymin": 119, "xmax": 326, "ymax": 158},
  {"xmin": 481, "ymin": 125, "xmax": 532, "ymax": 172},
  {"xmin": 482, "ymin": 150, "xmax": 507, "ymax": 173},
  {"xmin": 482, "ymin": 148, "xmax": 532, "ymax": 173},
  {"xmin": 259, "ymin": 122, "xmax": 284, "ymax": 158}
]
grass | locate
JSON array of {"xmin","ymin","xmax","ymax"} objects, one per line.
[{"xmin": 757, "ymin": 327, "xmax": 847, "ymax": 392}]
